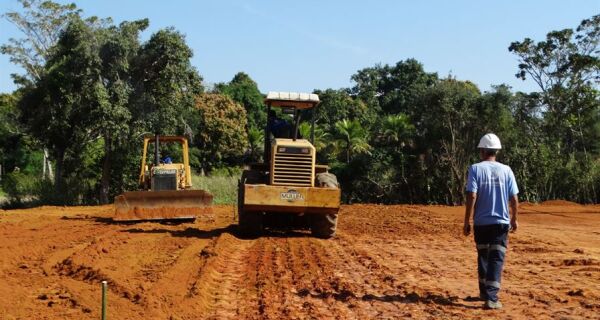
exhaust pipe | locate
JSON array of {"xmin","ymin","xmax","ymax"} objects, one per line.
[{"xmin": 154, "ymin": 134, "xmax": 160, "ymax": 166}]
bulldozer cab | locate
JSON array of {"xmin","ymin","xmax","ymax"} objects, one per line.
[{"xmin": 139, "ymin": 135, "xmax": 193, "ymax": 191}]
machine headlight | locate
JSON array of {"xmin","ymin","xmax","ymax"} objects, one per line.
[{"xmin": 277, "ymin": 146, "xmax": 311, "ymax": 155}]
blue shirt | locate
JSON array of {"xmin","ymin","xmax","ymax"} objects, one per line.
[{"xmin": 466, "ymin": 161, "xmax": 519, "ymax": 225}]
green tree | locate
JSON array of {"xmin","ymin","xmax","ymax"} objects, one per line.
[
  {"xmin": 18, "ymin": 17, "xmax": 105, "ymax": 195},
  {"xmin": 194, "ymin": 93, "xmax": 249, "ymax": 171},
  {"xmin": 509, "ymin": 14, "xmax": 600, "ymax": 203},
  {"xmin": 0, "ymin": 93, "xmax": 20, "ymax": 145},
  {"xmin": 334, "ymin": 119, "xmax": 371, "ymax": 164},
  {"xmin": 313, "ymin": 88, "xmax": 374, "ymax": 131},
  {"xmin": 418, "ymin": 78, "xmax": 482, "ymax": 204},
  {"xmin": 509, "ymin": 14, "xmax": 600, "ymax": 155},
  {"xmin": 299, "ymin": 122, "xmax": 329, "ymax": 150},
  {"xmin": 95, "ymin": 19, "xmax": 149, "ymax": 203},
  {"xmin": 378, "ymin": 114, "xmax": 415, "ymax": 193},
  {"xmin": 1, "ymin": 0, "xmax": 86, "ymax": 181},
  {"xmin": 1, "ymin": 0, "xmax": 82, "ymax": 85},
  {"xmin": 129, "ymin": 28, "xmax": 203, "ymax": 136},
  {"xmin": 0, "ymin": 93, "xmax": 42, "ymax": 178},
  {"xmin": 350, "ymin": 59, "xmax": 438, "ymax": 116},
  {"xmin": 215, "ymin": 72, "xmax": 266, "ymax": 130},
  {"xmin": 246, "ymin": 127, "xmax": 264, "ymax": 163},
  {"xmin": 379, "ymin": 114, "xmax": 415, "ymax": 148}
]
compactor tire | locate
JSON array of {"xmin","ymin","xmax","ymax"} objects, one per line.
[
  {"xmin": 238, "ymin": 211, "xmax": 263, "ymax": 238},
  {"xmin": 316, "ymin": 172, "xmax": 339, "ymax": 188},
  {"xmin": 312, "ymin": 172, "xmax": 339, "ymax": 238},
  {"xmin": 311, "ymin": 213, "xmax": 338, "ymax": 239},
  {"xmin": 237, "ymin": 170, "xmax": 264, "ymax": 238}
]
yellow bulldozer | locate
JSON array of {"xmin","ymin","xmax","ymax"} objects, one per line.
[
  {"xmin": 238, "ymin": 92, "xmax": 341, "ymax": 238},
  {"xmin": 113, "ymin": 135, "xmax": 213, "ymax": 221}
]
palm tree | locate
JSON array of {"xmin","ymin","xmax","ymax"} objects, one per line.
[
  {"xmin": 298, "ymin": 122, "xmax": 329, "ymax": 150},
  {"xmin": 334, "ymin": 119, "xmax": 371, "ymax": 163},
  {"xmin": 379, "ymin": 114, "xmax": 415, "ymax": 191},
  {"xmin": 380, "ymin": 114, "xmax": 415, "ymax": 150},
  {"xmin": 247, "ymin": 127, "xmax": 264, "ymax": 162}
]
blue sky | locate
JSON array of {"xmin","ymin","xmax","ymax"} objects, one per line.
[{"xmin": 0, "ymin": 0, "xmax": 598, "ymax": 94}]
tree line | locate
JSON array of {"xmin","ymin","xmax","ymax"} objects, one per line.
[{"xmin": 0, "ymin": 1, "xmax": 598, "ymax": 206}]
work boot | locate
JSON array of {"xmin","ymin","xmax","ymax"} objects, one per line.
[{"xmin": 484, "ymin": 300, "xmax": 503, "ymax": 309}]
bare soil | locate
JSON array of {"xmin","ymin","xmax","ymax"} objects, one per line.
[{"xmin": 0, "ymin": 203, "xmax": 599, "ymax": 319}]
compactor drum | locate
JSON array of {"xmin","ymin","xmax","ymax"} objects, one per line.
[
  {"xmin": 238, "ymin": 92, "xmax": 341, "ymax": 238},
  {"xmin": 113, "ymin": 135, "xmax": 213, "ymax": 221}
]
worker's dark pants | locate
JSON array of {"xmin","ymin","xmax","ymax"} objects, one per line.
[{"xmin": 474, "ymin": 224, "xmax": 509, "ymax": 302}]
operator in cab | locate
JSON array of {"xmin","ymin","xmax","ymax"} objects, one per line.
[{"xmin": 268, "ymin": 110, "xmax": 293, "ymax": 139}]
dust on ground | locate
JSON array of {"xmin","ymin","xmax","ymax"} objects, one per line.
[{"xmin": 0, "ymin": 202, "xmax": 599, "ymax": 319}]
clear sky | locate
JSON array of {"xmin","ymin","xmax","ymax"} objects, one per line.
[{"xmin": 0, "ymin": 0, "xmax": 598, "ymax": 94}]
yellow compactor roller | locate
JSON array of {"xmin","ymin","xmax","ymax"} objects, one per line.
[
  {"xmin": 238, "ymin": 92, "xmax": 341, "ymax": 238},
  {"xmin": 113, "ymin": 135, "xmax": 213, "ymax": 221}
]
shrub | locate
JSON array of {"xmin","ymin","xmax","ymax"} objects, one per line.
[
  {"xmin": 1, "ymin": 172, "xmax": 38, "ymax": 207},
  {"xmin": 191, "ymin": 171, "xmax": 239, "ymax": 205}
]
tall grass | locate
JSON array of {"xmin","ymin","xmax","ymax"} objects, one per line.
[
  {"xmin": 192, "ymin": 173, "xmax": 239, "ymax": 205},
  {"xmin": 0, "ymin": 187, "xmax": 6, "ymax": 204}
]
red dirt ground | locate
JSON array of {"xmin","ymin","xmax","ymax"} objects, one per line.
[{"xmin": 0, "ymin": 203, "xmax": 599, "ymax": 319}]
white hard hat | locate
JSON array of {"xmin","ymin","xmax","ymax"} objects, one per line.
[{"xmin": 477, "ymin": 133, "xmax": 502, "ymax": 149}]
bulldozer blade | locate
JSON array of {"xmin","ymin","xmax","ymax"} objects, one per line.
[{"xmin": 113, "ymin": 190, "xmax": 213, "ymax": 221}]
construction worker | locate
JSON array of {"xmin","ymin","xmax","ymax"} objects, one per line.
[{"xmin": 463, "ymin": 133, "xmax": 519, "ymax": 309}]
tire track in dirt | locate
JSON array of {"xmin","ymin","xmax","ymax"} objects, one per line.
[
  {"xmin": 280, "ymin": 237, "xmax": 314, "ymax": 318},
  {"xmin": 220, "ymin": 234, "xmax": 371, "ymax": 320},
  {"xmin": 142, "ymin": 237, "xmax": 216, "ymax": 317},
  {"xmin": 49, "ymin": 217, "xmax": 242, "ymax": 318},
  {"xmin": 332, "ymin": 233, "xmax": 470, "ymax": 318},
  {"xmin": 251, "ymin": 236, "xmax": 361, "ymax": 320},
  {"xmin": 184, "ymin": 233, "xmax": 255, "ymax": 319},
  {"xmin": 314, "ymin": 235, "xmax": 408, "ymax": 319},
  {"xmin": 250, "ymin": 234, "xmax": 406, "ymax": 319},
  {"xmin": 299, "ymin": 237, "xmax": 374, "ymax": 319},
  {"xmin": 252, "ymin": 237, "xmax": 292, "ymax": 319}
]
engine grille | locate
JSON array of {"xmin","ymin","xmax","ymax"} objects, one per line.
[
  {"xmin": 152, "ymin": 171, "xmax": 178, "ymax": 191},
  {"xmin": 272, "ymin": 152, "xmax": 314, "ymax": 186}
]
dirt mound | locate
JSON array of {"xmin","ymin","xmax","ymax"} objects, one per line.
[
  {"xmin": 0, "ymin": 203, "xmax": 599, "ymax": 319},
  {"xmin": 540, "ymin": 199, "xmax": 581, "ymax": 206}
]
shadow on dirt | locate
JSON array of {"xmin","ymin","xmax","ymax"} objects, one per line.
[
  {"xmin": 60, "ymin": 215, "xmax": 199, "ymax": 225},
  {"xmin": 62, "ymin": 214, "xmax": 319, "ymax": 239},
  {"xmin": 60, "ymin": 215, "xmax": 122, "ymax": 224},
  {"xmin": 520, "ymin": 208, "xmax": 600, "ymax": 216},
  {"xmin": 261, "ymin": 229, "xmax": 313, "ymax": 238},
  {"xmin": 122, "ymin": 225, "xmax": 237, "ymax": 239},
  {"xmin": 61, "ymin": 213, "xmax": 318, "ymax": 239},
  {"xmin": 120, "ymin": 225, "xmax": 315, "ymax": 240},
  {"xmin": 297, "ymin": 288, "xmax": 481, "ymax": 309}
]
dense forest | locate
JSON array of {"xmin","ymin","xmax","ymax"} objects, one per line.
[{"xmin": 1, "ymin": 1, "xmax": 598, "ymax": 206}]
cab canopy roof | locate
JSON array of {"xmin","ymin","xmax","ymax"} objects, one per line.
[{"xmin": 265, "ymin": 91, "xmax": 320, "ymax": 109}]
